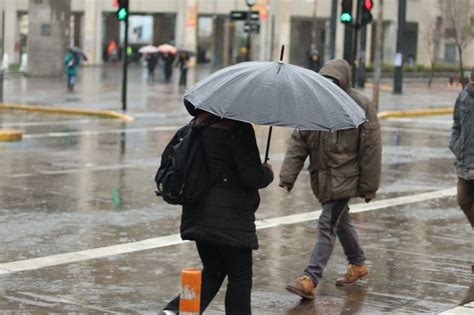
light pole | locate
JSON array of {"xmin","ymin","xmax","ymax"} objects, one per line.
[
  {"xmin": 305, "ymin": 0, "xmax": 318, "ymax": 49},
  {"xmin": 245, "ymin": 0, "xmax": 255, "ymax": 61}
]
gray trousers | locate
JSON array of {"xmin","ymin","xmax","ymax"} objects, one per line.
[{"xmin": 305, "ymin": 198, "xmax": 365, "ymax": 284}]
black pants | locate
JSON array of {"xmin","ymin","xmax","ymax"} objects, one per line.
[
  {"xmin": 179, "ymin": 68, "xmax": 188, "ymax": 86},
  {"xmin": 164, "ymin": 241, "xmax": 252, "ymax": 315}
]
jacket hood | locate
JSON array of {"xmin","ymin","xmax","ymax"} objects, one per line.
[
  {"xmin": 319, "ymin": 59, "xmax": 352, "ymax": 91},
  {"xmin": 467, "ymin": 82, "xmax": 474, "ymax": 96}
]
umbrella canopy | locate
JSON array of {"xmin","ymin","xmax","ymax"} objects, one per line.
[
  {"xmin": 184, "ymin": 61, "xmax": 366, "ymax": 131},
  {"xmin": 139, "ymin": 45, "xmax": 160, "ymax": 54},
  {"xmin": 157, "ymin": 44, "xmax": 177, "ymax": 54},
  {"xmin": 68, "ymin": 46, "xmax": 88, "ymax": 61}
]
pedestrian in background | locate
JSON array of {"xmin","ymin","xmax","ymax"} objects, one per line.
[
  {"xmin": 145, "ymin": 53, "xmax": 157, "ymax": 83},
  {"xmin": 307, "ymin": 48, "xmax": 321, "ymax": 73},
  {"xmin": 175, "ymin": 51, "xmax": 190, "ymax": 86},
  {"xmin": 280, "ymin": 59, "xmax": 382, "ymax": 300},
  {"xmin": 64, "ymin": 50, "xmax": 80, "ymax": 92},
  {"xmin": 160, "ymin": 52, "xmax": 175, "ymax": 82},
  {"xmin": 106, "ymin": 40, "xmax": 118, "ymax": 63},
  {"xmin": 160, "ymin": 101, "xmax": 274, "ymax": 315},
  {"xmin": 449, "ymin": 68, "xmax": 474, "ymax": 228}
]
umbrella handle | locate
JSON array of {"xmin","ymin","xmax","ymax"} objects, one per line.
[{"xmin": 264, "ymin": 126, "xmax": 273, "ymax": 163}]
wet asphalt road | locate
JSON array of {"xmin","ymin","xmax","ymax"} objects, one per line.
[{"xmin": 0, "ymin": 66, "xmax": 472, "ymax": 314}]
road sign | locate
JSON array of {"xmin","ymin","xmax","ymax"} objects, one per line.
[
  {"xmin": 244, "ymin": 21, "xmax": 260, "ymax": 34},
  {"xmin": 230, "ymin": 10, "xmax": 260, "ymax": 21}
]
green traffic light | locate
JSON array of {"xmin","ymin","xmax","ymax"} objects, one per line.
[
  {"xmin": 340, "ymin": 12, "xmax": 352, "ymax": 23},
  {"xmin": 117, "ymin": 7, "xmax": 128, "ymax": 20}
]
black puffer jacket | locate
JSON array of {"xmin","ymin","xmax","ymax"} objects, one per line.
[{"xmin": 180, "ymin": 120, "xmax": 273, "ymax": 249}]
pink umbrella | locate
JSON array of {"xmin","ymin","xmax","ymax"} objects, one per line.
[
  {"xmin": 139, "ymin": 45, "xmax": 160, "ymax": 54},
  {"xmin": 157, "ymin": 44, "xmax": 177, "ymax": 54}
]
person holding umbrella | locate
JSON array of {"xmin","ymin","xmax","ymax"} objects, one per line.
[
  {"xmin": 159, "ymin": 47, "xmax": 369, "ymax": 312},
  {"xmin": 280, "ymin": 59, "xmax": 382, "ymax": 300},
  {"xmin": 160, "ymin": 101, "xmax": 274, "ymax": 315},
  {"xmin": 64, "ymin": 47, "xmax": 86, "ymax": 92}
]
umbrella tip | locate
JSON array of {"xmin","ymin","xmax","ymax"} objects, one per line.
[{"xmin": 279, "ymin": 45, "xmax": 285, "ymax": 62}]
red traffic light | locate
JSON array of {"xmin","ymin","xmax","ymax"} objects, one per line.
[{"xmin": 364, "ymin": 0, "xmax": 373, "ymax": 10}]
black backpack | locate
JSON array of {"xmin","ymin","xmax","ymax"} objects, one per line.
[{"xmin": 155, "ymin": 119, "xmax": 214, "ymax": 205}]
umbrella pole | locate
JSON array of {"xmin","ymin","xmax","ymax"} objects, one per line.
[
  {"xmin": 264, "ymin": 126, "xmax": 273, "ymax": 163},
  {"xmin": 263, "ymin": 45, "xmax": 283, "ymax": 162}
]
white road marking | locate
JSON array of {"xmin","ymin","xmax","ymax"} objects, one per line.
[
  {"xmin": 439, "ymin": 303, "xmax": 474, "ymax": 315},
  {"xmin": 383, "ymin": 126, "xmax": 450, "ymax": 136},
  {"xmin": 385, "ymin": 117, "xmax": 453, "ymax": 126},
  {"xmin": 0, "ymin": 187, "xmax": 456, "ymax": 276}
]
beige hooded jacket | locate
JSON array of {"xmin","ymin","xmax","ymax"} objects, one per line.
[{"xmin": 279, "ymin": 59, "xmax": 382, "ymax": 203}]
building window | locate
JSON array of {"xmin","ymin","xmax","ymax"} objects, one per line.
[{"xmin": 444, "ymin": 43, "xmax": 456, "ymax": 63}]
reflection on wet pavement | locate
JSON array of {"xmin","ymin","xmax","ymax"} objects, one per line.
[{"xmin": 0, "ymin": 68, "xmax": 472, "ymax": 313}]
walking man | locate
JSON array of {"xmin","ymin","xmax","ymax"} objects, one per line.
[
  {"xmin": 449, "ymin": 68, "xmax": 474, "ymax": 228},
  {"xmin": 279, "ymin": 59, "xmax": 382, "ymax": 299}
]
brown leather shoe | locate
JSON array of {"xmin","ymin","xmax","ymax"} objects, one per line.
[
  {"xmin": 336, "ymin": 264, "xmax": 368, "ymax": 286},
  {"xmin": 286, "ymin": 275, "xmax": 316, "ymax": 300}
]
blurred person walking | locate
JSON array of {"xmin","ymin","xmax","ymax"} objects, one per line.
[
  {"xmin": 449, "ymin": 68, "xmax": 474, "ymax": 228},
  {"xmin": 145, "ymin": 53, "xmax": 158, "ymax": 83},
  {"xmin": 280, "ymin": 59, "xmax": 382, "ymax": 300},
  {"xmin": 307, "ymin": 49, "xmax": 321, "ymax": 73},
  {"xmin": 64, "ymin": 49, "xmax": 81, "ymax": 92},
  {"xmin": 160, "ymin": 102, "xmax": 274, "ymax": 315},
  {"xmin": 160, "ymin": 52, "xmax": 175, "ymax": 82},
  {"xmin": 175, "ymin": 51, "xmax": 190, "ymax": 86}
]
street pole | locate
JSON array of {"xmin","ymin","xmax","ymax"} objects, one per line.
[
  {"xmin": 357, "ymin": 25, "xmax": 367, "ymax": 88},
  {"xmin": 329, "ymin": 0, "xmax": 337, "ymax": 59},
  {"xmin": 372, "ymin": 0, "xmax": 383, "ymax": 111},
  {"xmin": 351, "ymin": 0, "xmax": 362, "ymax": 88},
  {"xmin": 393, "ymin": 0, "xmax": 406, "ymax": 94},
  {"xmin": 343, "ymin": 24, "xmax": 353, "ymax": 63},
  {"xmin": 121, "ymin": 14, "xmax": 129, "ymax": 112},
  {"xmin": 311, "ymin": 0, "xmax": 317, "ymax": 48},
  {"xmin": 246, "ymin": 4, "xmax": 252, "ymax": 61}
]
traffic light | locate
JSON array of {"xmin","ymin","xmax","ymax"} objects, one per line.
[
  {"xmin": 361, "ymin": 0, "xmax": 373, "ymax": 26},
  {"xmin": 340, "ymin": 0, "xmax": 353, "ymax": 24},
  {"xmin": 116, "ymin": 0, "xmax": 129, "ymax": 21}
]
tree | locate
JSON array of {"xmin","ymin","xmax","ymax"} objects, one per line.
[
  {"xmin": 423, "ymin": 8, "xmax": 442, "ymax": 87},
  {"xmin": 444, "ymin": 0, "xmax": 474, "ymax": 87}
]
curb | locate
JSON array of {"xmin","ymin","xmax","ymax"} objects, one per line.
[
  {"xmin": 378, "ymin": 107, "xmax": 453, "ymax": 119},
  {"xmin": 0, "ymin": 128, "xmax": 23, "ymax": 141},
  {"xmin": 0, "ymin": 103, "xmax": 134, "ymax": 122}
]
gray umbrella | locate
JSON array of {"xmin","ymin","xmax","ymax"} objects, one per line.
[{"xmin": 184, "ymin": 47, "xmax": 366, "ymax": 161}]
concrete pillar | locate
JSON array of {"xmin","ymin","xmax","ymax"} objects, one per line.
[
  {"xmin": 176, "ymin": 0, "xmax": 197, "ymax": 51},
  {"xmin": 272, "ymin": 0, "xmax": 291, "ymax": 62},
  {"xmin": 383, "ymin": 21, "xmax": 397, "ymax": 65},
  {"xmin": 0, "ymin": 0, "xmax": 3, "ymax": 58},
  {"xmin": 84, "ymin": 0, "xmax": 102, "ymax": 65},
  {"xmin": 335, "ymin": 11, "xmax": 345, "ymax": 59},
  {"xmin": 4, "ymin": 0, "xmax": 18, "ymax": 66},
  {"xmin": 27, "ymin": 0, "xmax": 71, "ymax": 76}
]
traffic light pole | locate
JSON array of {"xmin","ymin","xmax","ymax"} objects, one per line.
[
  {"xmin": 357, "ymin": 25, "xmax": 367, "ymax": 88},
  {"xmin": 393, "ymin": 0, "xmax": 407, "ymax": 94},
  {"xmin": 351, "ymin": 0, "xmax": 362, "ymax": 88},
  {"xmin": 121, "ymin": 15, "xmax": 129, "ymax": 111},
  {"xmin": 329, "ymin": 0, "xmax": 338, "ymax": 59}
]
